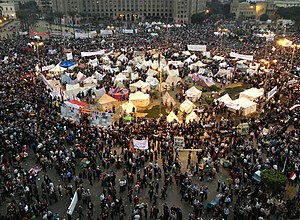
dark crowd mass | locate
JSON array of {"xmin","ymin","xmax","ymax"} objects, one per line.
[{"xmin": 0, "ymin": 19, "xmax": 299, "ymax": 220}]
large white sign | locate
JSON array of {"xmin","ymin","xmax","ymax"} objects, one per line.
[
  {"xmin": 174, "ymin": 137, "xmax": 185, "ymax": 149},
  {"xmin": 81, "ymin": 50, "xmax": 105, "ymax": 57},
  {"xmin": 230, "ymin": 52, "xmax": 253, "ymax": 61},
  {"xmin": 75, "ymin": 32, "xmax": 89, "ymax": 39},
  {"xmin": 267, "ymin": 86, "xmax": 277, "ymax": 100},
  {"xmin": 187, "ymin": 45, "xmax": 207, "ymax": 52},
  {"xmin": 67, "ymin": 191, "xmax": 78, "ymax": 215},
  {"xmin": 133, "ymin": 139, "xmax": 149, "ymax": 150}
]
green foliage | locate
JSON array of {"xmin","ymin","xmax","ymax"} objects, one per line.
[
  {"xmin": 191, "ymin": 13, "xmax": 208, "ymax": 24},
  {"xmin": 204, "ymin": 96, "xmax": 214, "ymax": 106},
  {"xmin": 17, "ymin": 1, "xmax": 39, "ymax": 30},
  {"xmin": 207, "ymin": 0, "xmax": 230, "ymax": 16},
  {"xmin": 260, "ymin": 13, "xmax": 269, "ymax": 22},
  {"xmin": 261, "ymin": 169, "xmax": 287, "ymax": 191},
  {"xmin": 276, "ymin": 7, "xmax": 300, "ymax": 28}
]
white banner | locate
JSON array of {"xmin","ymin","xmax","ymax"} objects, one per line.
[
  {"xmin": 100, "ymin": 30, "xmax": 113, "ymax": 35},
  {"xmin": 81, "ymin": 50, "xmax": 105, "ymax": 57},
  {"xmin": 267, "ymin": 86, "xmax": 277, "ymax": 100},
  {"xmin": 66, "ymin": 52, "xmax": 73, "ymax": 60},
  {"xmin": 42, "ymin": 64, "xmax": 55, "ymax": 72},
  {"xmin": 19, "ymin": 31, "xmax": 28, "ymax": 35},
  {"xmin": 187, "ymin": 45, "xmax": 207, "ymax": 52},
  {"xmin": 174, "ymin": 137, "xmax": 185, "ymax": 149},
  {"xmin": 230, "ymin": 52, "xmax": 253, "ymax": 61},
  {"xmin": 67, "ymin": 191, "xmax": 78, "ymax": 215},
  {"xmin": 75, "ymin": 32, "xmax": 89, "ymax": 39},
  {"xmin": 133, "ymin": 139, "xmax": 149, "ymax": 150},
  {"xmin": 123, "ymin": 29, "xmax": 134, "ymax": 34}
]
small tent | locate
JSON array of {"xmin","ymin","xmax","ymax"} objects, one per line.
[
  {"xmin": 49, "ymin": 63, "xmax": 67, "ymax": 73},
  {"xmin": 146, "ymin": 76, "xmax": 159, "ymax": 89},
  {"xmin": 180, "ymin": 99, "xmax": 195, "ymax": 113},
  {"xmin": 216, "ymin": 94, "xmax": 232, "ymax": 105},
  {"xmin": 108, "ymin": 88, "xmax": 129, "ymax": 101},
  {"xmin": 97, "ymin": 94, "xmax": 118, "ymax": 111},
  {"xmin": 239, "ymin": 88, "xmax": 264, "ymax": 101},
  {"xmin": 185, "ymin": 86, "xmax": 202, "ymax": 102},
  {"xmin": 230, "ymin": 97, "xmax": 257, "ymax": 116},
  {"xmin": 121, "ymin": 101, "xmax": 136, "ymax": 114},
  {"xmin": 166, "ymin": 75, "xmax": 181, "ymax": 86},
  {"xmin": 59, "ymin": 60, "xmax": 76, "ymax": 69},
  {"xmin": 186, "ymin": 111, "xmax": 200, "ymax": 123},
  {"xmin": 167, "ymin": 111, "xmax": 180, "ymax": 123},
  {"xmin": 114, "ymin": 73, "xmax": 128, "ymax": 82},
  {"xmin": 130, "ymin": 80, "xmax": 151, "ymax": 93},
  {"xmin": 129, "ymin": 91, "xmax": 150, "ymax": 107},
  {"xmin": 162, "ymin": 92, "xmax": 176, "ymax": 107}
]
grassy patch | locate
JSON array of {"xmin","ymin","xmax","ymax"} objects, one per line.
[
  {"xmin": 140, "ymin": 105, "xmax": 167, "ymax": 118},
  {"xmin": 224, "ymin": 86, "xmax": 245, "ymax": 99}
]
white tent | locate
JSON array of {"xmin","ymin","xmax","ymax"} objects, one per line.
[
  {"xmin": 83, "ymin": 77, "xmax": 97, "ymax": 85},
  {"xmin": 142, "ymin": 60, "xmax": 152, "ymax": 67},
  {"xmin": 166, "ymin": 75, "xmax": 181, "ymax": 86},
  {"xmin": 239, "ymin": 88, "xmax": 264, "ymax": 101},
  {"xmin": 49, "ymin": 63, "xmax": 67, "ymax": 73},
  {"xmin": 146, "ymin": 69, "xmax": 158, "ymax": 77},
  {"xmin": 215, "ymin": 69, "xmax": 232, "ymax": 79},
  {"xmin": 130, "ymin": 80, "xmax": 151, "ymax": 93},
  {"xmin": 189, "ymin": 61, "xmax": 206, "ymax": 70},
  {"xmin": 92, "ymin": 87, "xmax": 106, "ymax": 98},
  {"xmin": 130, "ymin": 72, "xmax": 139, "ymax": 81},
  {"xmin": 190, "ymin": 54, "xmax": 198, "ymax": 60},
  {"xmin": 184, "ymin": 58, "xmax": 193, "ymax": 64},
  {"xmin": 97, "ymin": 94, "xmax": 118, "ymax": 111},
  {"xmin": 180, "ymin": 99, "xmax": 195, "ymax": 113},
  {"xmin": 114, "ymin": 73, "xmax": 128, "ymax": 82},
  {"xmin": 213, "ymin": 56, "xmax": 225, "ymax": 61},
  {"xmin": 230, "ymin": 97, "xmax": 257, "ymax": 116},
  {"xmin": 186, "ymin": 111, "xmax": 200, "ymax": 123},
  {"xmin": 101, "ymin": 56, "xmax": 112, "ymax": 64},
  {"xmin": 168, "ymin": 69, "xmax": 179, "ymax": 77},
  {"xmin": 216, "ymin": 94, "xmax": 232, "ymax": 105},
  {"xmin": 121, "ymin": 101, "xmax": 136, "ymax": 114},
  {"xmin": 46, "ymin": 79, "xmax": 61, "ymax": 92},
  {"xmin": 185, "ymin": 86, "xmax": 202, "ymax": 102},
  {"xmin": 167, "ymin": 111, "xmax": 180, "ymax": 123},
  {"xmin": 151, "ymin": 60, "xmax": 159, "ymax": 69},
  {"xmin": 118, "ymin": 54, "xmax": 128, "ymax": 62},
  {"xmin": 88, "ymin": 58, "xmax": 99, "ymax": 67},
  {"xmin": 76, "ymin": 72, "xmax": 86, "ymax": 83},
  {"xmin": 162, "ymin": 92, "xmax": 176, "ymax": 107},
  {"xmin": 129, "ymin": 91, "xmax": 150, "ymax": 107},
  {"xmin": 146, "ymin": 76, "xmax": 159, "ymax": 88},
  {"xmin": 182, "ymin": 51, "xmax": 191, "ymax": 56}
]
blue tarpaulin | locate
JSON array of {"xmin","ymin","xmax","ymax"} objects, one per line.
[{"xmin": 60, "ymin": 60, "xmax": 76, "ymax": 68}]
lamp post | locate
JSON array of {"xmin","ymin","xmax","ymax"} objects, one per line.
[
  {"xmin": 290, "ymin": 44, "xmax": 300, "ymax": 71},
  {"xmin": 31, "ymin": 41, "xmax": 44, "ymax": 75},
  {"xmin": 218, "ymin": 28, "xmax": 228, "ymax": 49}
]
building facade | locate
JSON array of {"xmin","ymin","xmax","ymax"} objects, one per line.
[
  {"xmin": 0, "ymin": 2, "xmax": 19, "ymax": 19},
  {"xmin": 52, "ymin": 0, "xmax": 207, "ymax": 24},
  {"xmin": 36, "ymin": 0, "xmax": 52, "ymax": 13}
]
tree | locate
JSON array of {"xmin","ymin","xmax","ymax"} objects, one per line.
[
  {"xmin": 276, "ymin": 7, "xmax": 300, "ymax": 28},
  {"xmin": 17, "ymin": 1, "xmax": 39, "ymax": 30},
  {"xmin": 261, "ymin": 169, "xmax": 287, "ymax": 192},
  {"xmin": 260, "ymin": 13, "xmax": 269, "ymax": 21},
  {"xmin": 191, "ymin": 13, "xmax": 208, "ymax": 24}
]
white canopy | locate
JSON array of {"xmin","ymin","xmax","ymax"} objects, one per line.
[
  {"xmin": 130, "ymin": 80, "xmax": 151, "ymax": 93},
  {"xmin": 166, "ymin": 75, "xmax": 181, "ymax": 86},
  {"xmin": 118, "ymin": 54, "xmax": 128, "ymax": 62},
  {"xmin": 114, "ymin": 73, "xmax": 128, "ymax": 82},
  {"xmin": 182, "ymin": 51, "xmax": 191, "ymax": 56},
  {"xmin": 49, "ymin": 63, "xmax": 67, "ymax": 73},
  {"xmin": 151, "ymin": 60, "xmax": 159, "ymax": 69},
  {"xmin": 129, "ymin": 91, "xmax": 150, "ymax": 107},
  {"xmin": 88, "ymin": 58, "xmax": 99, "ymax": 67},
  {"xmin": 167, "ymin": 111, "xmax": 180, "ymax": 123},
  {"xmin": 217, "ymin": 94, "xmax": 232, "ymax": 105},
  {"xmin": 121, "ymin": 101, "xmax": 136, "ymax": 114},
  {"xmin": 190, "ymin": 54, "xmax": 198, "ymax": 60},
  {"xmin": 230, "ymin": 97, "xmax": 257, "ymax": 116},
  {"xmin": 46, "ymin": 79, "xmax": 61, "ymax": 92},
  {"xmin": 146, "ymin": 76, "xmax": 159, "ymax": 88},
  {"xmin": 146, "ymin": 69, "xmax": 158, "ymax": 77},
  {"xmin": 239, "ymin": 88, "xmax": 264, "ymax": 101},
  {"xmin": 142, "ymin": 60, "xmax": 153, "ymax": 67},
  {"xmin": 180, "ymin": 99, "xmax": 195, "ymax": 113},
  {"xmin": 186, "ymin": 111, "xmax": 200, "ymax": 123},
  {"xmin": 213, "ymin": 56, "xmax": 225, "ymax": 61},
  {"xmin": 168, "ymin": 69, "xmax": 179, "ymax": 77},
  {"xmin": 184, "ymin": 58, "xmax": 193, "ymax": 64},
  {"xmin": 162, "ymin": 92, "xmax": 176, "ymax": 107},
  {"xmin": 185, "ymin": 86, "xmax": 202, "ymax": 102}
]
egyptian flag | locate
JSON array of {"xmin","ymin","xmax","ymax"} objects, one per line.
[{"xmin": 289, "ymin": 172, "xmax": 296, "ymax": 180}]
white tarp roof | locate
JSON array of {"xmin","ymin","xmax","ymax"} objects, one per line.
[
  {"xmin": 129, "ymin": 91, "xmax": 150, "ymax": 107},
  {"xmin": 130, "ymin": 80, "xmax": 151, "ymax": 93},
  {"xmin": 231, "ymin": 97, "xmax": 257, "ymax": 116},
  {"xmin": 168, "ymin": 69, "xmax": 179, "ymax": 77},
  {"xmin": 217, "ymin": 94, "xmax": 232, "ymax": 104},
  {"xmin": 185, "ymin": 86, "xmax": 202, "ymax": 101},
  {"xmin": 213, "ymin": 56, "xmax": 225, "ymax": 61},
  {"xmin": 167, "ymin": 111, "xmax": 180, "ymax": 123},
  {"xmin": 186, "ymin": 111, "xmax": 200, "ymax": 123},
  {"xmin": 114, "ymin": 73, "xmax": 128, "ymax": 82},
  {"xmin": 166, "ymin": 75, "xmax": 181, "ymax": 85},
  {"xmin": 49, "ymin": 63, "xmax": 67, "ymax": 73},
  {"xmin": 146, "ymin": 69, "xmax": 158, "ymax": 76},
  {"xmin": 180, "ymin": 99, "xmax": 195, "ymax": 113},
  {"xmin": 162, "ymin": 92, "xmax": 176, "ymax": 106},
  {"xmin": 121, "ymin": 101, "xmax": 136, "ymax": 114},
  {"xmin": 239, "ymin": 88, "xmax": 264, "ymax": 101}
]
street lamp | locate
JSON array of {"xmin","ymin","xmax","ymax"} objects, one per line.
[
  {"xmin": 218, "ymin": 28, "xmax": 229, "ymax": 49},
  {"xmin": 290, "ymin": 44, "xmax": 300, "ymax": 71},
  {"xmin": 31, "ymin": 41, "xmax": 44, "ymax": 73}
]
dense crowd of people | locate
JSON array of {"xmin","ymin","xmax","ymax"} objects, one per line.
[{"xmin": 0, "ymin": 20, "xmax": 299, "ymax": 220}]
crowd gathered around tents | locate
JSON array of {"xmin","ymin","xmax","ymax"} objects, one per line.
[{"xmin": 0, "ymin": 19, "xmax": 300, "ymax": 220}]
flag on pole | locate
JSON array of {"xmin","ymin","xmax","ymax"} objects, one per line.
[{"xmin": 289, "ymin": 172, "xmax": 296, "ymax": 180}]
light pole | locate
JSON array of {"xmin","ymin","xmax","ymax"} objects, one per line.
[
  {"xmin": 218, "ymin": 28, "xmax": 228, "ymax": 49},
  {"xmin": 290, "ymin": 44, "xmax": 300, "ymax": 71},
  {"xmin": 31, "ymin": 41, "xmax": 44, "ymax": 74}
]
